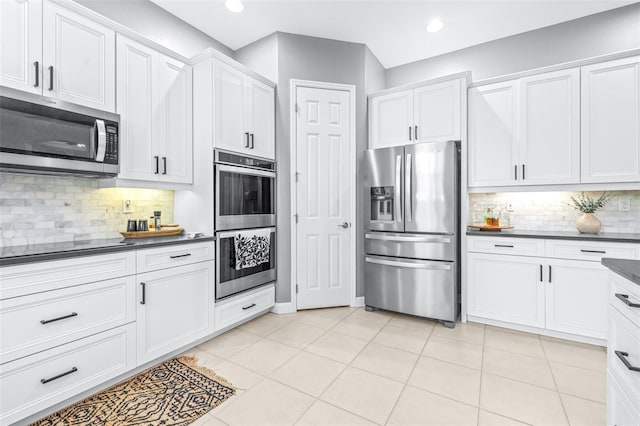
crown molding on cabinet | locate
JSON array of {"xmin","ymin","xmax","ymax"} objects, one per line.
[
  {"xmin": 469, "ymin": 48, "xmax": 640, "ymax": 88},
  {"xmin": 367, "ymin": 70, "xmax": 472, "ymax": 99},
  {"xmin": 191, "ymin": 47, "xmax": 276, "ymax": 88}
]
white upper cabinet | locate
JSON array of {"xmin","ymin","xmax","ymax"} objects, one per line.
[
  {"xmin": 0, "ymin": 0, "xmax": 42, "ymax": 94},
  {"xmin": 468, "ymin": 68, "xmax": 579, "ymax": 187},
  {"xmin": 413, "ymin": 79, "xmax": 461, "ymax": 143},
  {"xmin": 581, "ymin": 56, "xmax": 640, "ymax": 183},
  {"xmin": 214, "ymin": 61, "xmax": 275, "ymax": 159},
  {"xmin": 468, "ymin": 81, "xmax": 519, "ymax": 187},
  {"xmin": 116, "ymin": 35, "xmax": 192, "ymax": 184},
  {"xmin": 369, "ymin": 89, "xmax": 414, "ymax": 149},
  {"xmin": 42, "ymin": 1, "xmax": 115, "ymax": 112},
  {"xmin": 369, "ymin": 78, "xmax": 462, "ymax": 149},
  {"xmin": 519, "ymin": 69, "xmax": 580, "ymax": 185},
  {"xmin": 1, "ymin": 0, "xmax": 115, "ymax": 112}
]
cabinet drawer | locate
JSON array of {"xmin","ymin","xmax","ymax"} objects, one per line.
[
  {"xmin": 608, "ymin": 371, "xmax": 640, "ymax": 426},
  {"xmin": 467, "ymin": 236, "xmax": 545, "ymax": 256},
  {"xmin": 611, "ymin": 272, "xmax": 640, "ymax": 328},
  {"xmin": 214, "ymin": 284, "xmax": 275, "ymax": 332},
  {"xmin": 608, "ymin": 306, "xmax": 640, "ymax": 404},
  {"xmin": 136, "ymin": 242, "xmax": 214, "ymax": 273},
  {"xmin": 1, "ymin": 276, "xmax": 136, "ymax": 364},
  {"xmin": 0, "ymin": 324, "xmax": 136, "ymax": 425},
  {"xmin": 0, "ymin": 252, "xmax": 135, "ymax": 300},
  {"xmin": 546, "ymin": 240, "xmax": 639, "ymax": 262}
]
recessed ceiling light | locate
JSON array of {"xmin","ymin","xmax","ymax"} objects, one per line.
[
  {"xmin": 225, "ymin": 0, "xmax": 244, "ymax": 13},
  {"xmin": 426, "ymin": 18, "xmax": 444, "ymax": 33}
]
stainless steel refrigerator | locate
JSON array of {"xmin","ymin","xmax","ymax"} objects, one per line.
[{"xmin": 364, "ymin": 140, "xmax": 460, "ymax": 327}]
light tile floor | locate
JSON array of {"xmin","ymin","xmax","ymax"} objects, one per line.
[{"xmin": 182, "ymin": 307, "xmax": 607, "ymax": 426}]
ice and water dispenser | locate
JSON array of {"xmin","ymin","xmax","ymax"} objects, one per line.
[{"xmin": 370, "ymin": 186, "xmax": 395, "ymax": 222}]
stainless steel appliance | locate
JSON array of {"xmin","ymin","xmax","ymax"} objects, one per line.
[
  {"xmin": 215, "ymin": 150, "xmax": 276, "ymax": 231},
  {"xmin": 215, "ymin": 227, "xmax": 276, "ymax": 300},
  {"xmin": 0, "ymin": 87, "xmax": 119, "ymax": 177},
  {"xmin": 364, "ymin": 140, "xmax": 460, "ymax": 327}
]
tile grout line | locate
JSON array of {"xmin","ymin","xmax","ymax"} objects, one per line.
[
  {"xmin": 540, "ymin": 334, "xmax": 572, "ymax": 426},
  {"xmin": 476, "ymin": 322, "xmax": 487, "ymax": 426}
]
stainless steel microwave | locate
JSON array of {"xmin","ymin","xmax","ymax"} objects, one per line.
[{"xmin": 0, "ymin": 87, "xmax": 120, "ymax": 177}]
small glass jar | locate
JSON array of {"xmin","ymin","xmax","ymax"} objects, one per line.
[{"xmin": 153, "ymin": 211, "xmax": 161, "ymax": 230}]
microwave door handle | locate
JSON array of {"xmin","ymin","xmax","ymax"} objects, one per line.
[
  {"xmin": 405, "ymin": 153, "xmax": 412, "ymax": 223},
  {"xmin": 395, "ymin": 154, "xmax": 402, "ymax": 223},
  {"xmin": 94, "ymin": 119, "xmax": 106, "ymax": 163}
]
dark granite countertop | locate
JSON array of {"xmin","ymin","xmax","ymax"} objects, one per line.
[
  {"xmin": 466, "ymin": 229, "xmax": 640, "ymax": 243},
  {"xmin": 602, "ymin": 258, "xmax": 640, "ymax": 286},
  {"xmin": 0, "ymin": 234, "xmax": 215, "ymax": 266}
]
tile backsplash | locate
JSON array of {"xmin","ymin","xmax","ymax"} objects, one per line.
[
  {"xmin": 0, "ymin": 174, "xmax": 174, "ymax": 247},
  {"xmin": 469, "ymin": 191, "xmax": 640, "ymax": 233}
]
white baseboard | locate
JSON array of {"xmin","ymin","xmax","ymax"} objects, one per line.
[
  {"xmin": 352, "ymin": 296, "xmax": 365, "ymax": 307},
  {"xmin": 271, "ymin": 302, "xmax": 296, "ymax": 314}
]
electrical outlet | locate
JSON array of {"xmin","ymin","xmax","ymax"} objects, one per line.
[
  {"xmin": 619, "ymin": 199, "xmax": 631, "ymax": 212},
  {"xmin": 122, "ymin": 199, "xmax": 133, "ymax": 214}
]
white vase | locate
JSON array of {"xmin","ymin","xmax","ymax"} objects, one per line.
[{"xmin": 576, "ymin": 213, "xmax": 601, "ymax": 234}]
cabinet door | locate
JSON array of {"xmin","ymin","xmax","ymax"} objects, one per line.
[
  {"xmin": 414, "ymin": 80, "xmax": 461, "ymax": 143},
  {"xmin": 369, "ymin": 90, "xmax": 413, "ymax": 149},
  {"xmin": 0, "ymin": 0, "xmax": 42, "ymax": 94},
  {"xmin": 214, "ymin": 61, "xmax": 248, "ymax": 153},
  {"xmin": 545, "ymin": 259, "xmax": 609, "ymax": 339},
  {"xmin": 137, "ymin": 262, "xmax": 213, "ymax": 365},
  {"xmin": 116, "ymin": 35, "xmax": 156, "ymax": 181},
  {"xmin": 42, "ymin": 0, "xmax": 115, "ymax": 112},
  {"xmin": 248, "ymin": 77, "xmax": 275, "ymax": 159},
  {"xmin": 467, "ymin": 253, "xmax": 545, "ymax": 328},
  {"xmin": 581, "ymin": 56, "xmax": 640, "ymax": 183},
  {"xmin": 468, "ymin": 81, "xmax": 519, "ymax": 187},
  {"xmin": 157, "ymin": 54, "xmax": 193, "ymax": 184},
  {"xmin": 519, "ymin": 69, "xmax": 580, "ymax": 185}
]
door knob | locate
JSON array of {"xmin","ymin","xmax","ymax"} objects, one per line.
[{"xmin": 339, "ymin": 222, "xmax": 350, "ymax": 229}]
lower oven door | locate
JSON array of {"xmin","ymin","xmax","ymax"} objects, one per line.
[
  {"xmin": 216, "ymin": 227, "xmax": 277, "ymax": 300},
  {"xmin": 364, "ymin": 255, "xmax": 458, "ymax": 322}
]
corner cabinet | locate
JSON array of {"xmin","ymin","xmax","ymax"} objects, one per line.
[
  {"xmin": 581, "ymin": 56, "xmax": 640, "ymax": 183},
  {"xmin": 468, "ymin": 68, "xmax": 580, "ymax": 187},
  {"xmin": 214, "ymin": 60, "xmax": 275, "ymax": 159},
  {"xmin": 116, "ymin": 35, "xmax": 193, "ymax": 185},
  {"xmin": 369, "ymin": 79, "xmax": 462, "ymax": 149},
  {"xmin": 0, "ymin": 0, "xmax": 115, "ymax": 112}
]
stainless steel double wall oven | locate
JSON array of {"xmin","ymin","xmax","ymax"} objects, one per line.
[{"xmin": 214, "ymin": 150, "xmax": 276, "ymax": 300}]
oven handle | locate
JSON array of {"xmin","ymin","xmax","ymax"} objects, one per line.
[
  {"xmin": 216, "ymin": 227, "xmax": 276, "ymax": 239},
  {"xmin": 217, "ymin": 163, "xmax": 276, "ymax": 178}
]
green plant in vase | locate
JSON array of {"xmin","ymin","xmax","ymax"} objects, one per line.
[{"xmin": 567, "ymin": 192, "xmax": 612, "ymax": 234}]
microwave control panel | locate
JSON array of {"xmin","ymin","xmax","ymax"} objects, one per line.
[{"xmin": 104, "ymin": 124, "xmax": 118, "ymax": 164}]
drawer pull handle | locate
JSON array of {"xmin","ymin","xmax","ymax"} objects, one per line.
[
  {"xmin": 580, "ymin": 249, "xmax": 606, "ymax": 254},
  {"xmin": 41, "ymin": 367, "xmax": 78, "ymax": 384},
  {"xmin": 242, "ymin": 303, "xmax": 257, "ymax": 310},
  {"xmin": 615, "ymin": 293, "xmax": 640, "ymax": 308},
  {"xmin": 539, "ymin": 264, "xmax": 543, "ymax": 282},
  {"xmin": 40, "ymin": 312, "xmax": 78, "ymax": 325},
  {"xmin": 615, "ymin": 350, "xmax": 640, "ymax": 372},
  {"xmin": 170, "ymin": 253, "xmax": 192, "ymax": 259},
  {"xmin": 494, "ymin": 244, "xmax": 514, "ymax": 248},
  {"xmin": 140, "ymin": 282, "xmax": 146, "ymax": 305}
]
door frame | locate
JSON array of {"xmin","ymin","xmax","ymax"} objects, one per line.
[{"xmin": 289, "ymin": 79, "xmax": 357, "ymax": 311}]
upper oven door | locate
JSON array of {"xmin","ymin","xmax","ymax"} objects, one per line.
[{"xmin": 215, "ymin": 163, "xmax": 276, "ymax": 231}]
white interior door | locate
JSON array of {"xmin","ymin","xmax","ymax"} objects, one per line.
[{"xmin": 295, "ymin": 86, "xmax": 352, "ymax": 310}]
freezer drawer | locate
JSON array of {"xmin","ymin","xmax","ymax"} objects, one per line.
[
  {"xmin": 364, "ymin": 255, "xmax": 459, "ymax": 322},
  {"xmin": 365, "ymin": 232, "xmax": 455, "ymax": 261}
]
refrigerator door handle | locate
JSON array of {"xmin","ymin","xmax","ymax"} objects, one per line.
[
  {"xmin": 406, "ymin": 153, "xmax": 412, "ymax": 222},
  {"xmin": 365, "ymin": 233, "xmax": 451, "ymax": 243},
  {"xmin": 395, "ymin": 154, "xmax": 402, "ymax": 223},
  {"xmin": 365, "ymin": 256, "xmax": 452, "ymax": 271}
]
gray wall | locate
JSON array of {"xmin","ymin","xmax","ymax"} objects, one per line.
[
  {"xmin": 76, "ymin": 0, "xmax": 234, "ymax": 58},
  {"xmin": 235, "ymin": 33, "xmax": 278, "ymax": 83},
  {"xmin": 387, "ymin": 2, "xmax": 640, "ymax": 86}
]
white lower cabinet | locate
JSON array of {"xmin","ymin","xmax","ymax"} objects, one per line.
[
  {"xmin": 215, "ymin": 284, "xmax": 276, "ymax": 332},
  {"xmin": 0, "ymin": 323, "xmax": 136, "ymax": 425},
  {"xmin": 545, "ymin": 259, "xmax": 609, "ymax": 339},
  {"xmin": 136, "ymin": 261, "xmax": 214, "ymax": 365},
  {"xmin": 467, "ymin": 236, "xmax": 639, "ymax": 342},
  {"xmin": 467, "ymin": 253, "xmax": 545, "ymax": 328}
]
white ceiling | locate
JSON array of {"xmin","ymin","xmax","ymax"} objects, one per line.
[{"xmin": 150, "ymin": 0, "xmax": 634, "ymax": 69}]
